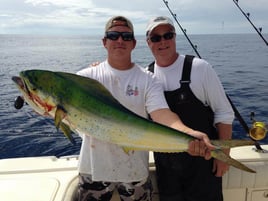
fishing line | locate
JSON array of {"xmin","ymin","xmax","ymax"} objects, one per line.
[
  {"xmin": 233, "ymin": 0, "xmax": 268, "ymax": 46},
  {"xmin": 162, "ymin": 0, "xmax": 263, "ymax": 150},
  {"xmin": 162, "ymin": 1, "xmax": 201, "ymax": 58}
]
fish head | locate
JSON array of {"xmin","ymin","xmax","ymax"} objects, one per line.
[{"xmin": 12, "ymin": 70, "xmax": 59, "ymax": 116}]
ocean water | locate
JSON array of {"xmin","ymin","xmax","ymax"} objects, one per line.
[{"xmin": 0, "ymin": 34, "xmax": 268, "ymax": 159}]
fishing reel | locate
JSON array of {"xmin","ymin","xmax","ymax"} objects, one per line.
[{"xmin": 249, "ymin": 112, "xmax": 268, "ymax": 152}]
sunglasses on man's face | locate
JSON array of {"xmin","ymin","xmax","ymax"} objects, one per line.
[
  {"xmin": 149, "ymin": 32, "xmax": 175, "ymax": 43},
  {"xmin": 105, "ymin": 31, "xmax": 134, "ymax": 41}
]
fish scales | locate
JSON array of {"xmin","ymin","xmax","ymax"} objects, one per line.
[{"xmin": 12, "ymin": 70, "xmax": 256, "ymax": 173}]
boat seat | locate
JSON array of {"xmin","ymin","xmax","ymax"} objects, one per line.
[{"xmin": 63, "ymin": 176, "xmax": 79, "ymax": 201}]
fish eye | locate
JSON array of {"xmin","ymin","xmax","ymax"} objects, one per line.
[{"xmin": 32, "ymin": 87, "xmax": 37, "ymax": 91}]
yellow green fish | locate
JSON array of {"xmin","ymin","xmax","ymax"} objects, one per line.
[{"xmin": 12, "ymin": 70, "xmax": 256, "ymax": 173}]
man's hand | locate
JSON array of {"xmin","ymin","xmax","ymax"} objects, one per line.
[
  {"xmin": 189, "ymin": 130, "xmax": 215, "ymax": 151},
  {"xmin": 188, "ymin": 140, "xmax": 230, "ymax": 177},
  {"xmin": 90, "ymin": 61, "xmax": 100, "ymax": 67},
  {"xmin": 213, "ymin": 149, "xmax": 230, "ymax": 177},
  {"xmin": 188, "ymin": 139, "xmax": 212, "ymax": 160}
]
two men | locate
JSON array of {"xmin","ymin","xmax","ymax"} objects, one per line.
[{"xmin": 75, "ymin": 16, "xmax": 214, "ymax": 201}]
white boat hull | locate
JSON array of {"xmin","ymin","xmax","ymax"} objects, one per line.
[{"xmin": 1, "ymin": 145, "xmax": 268, "ymax": 201}]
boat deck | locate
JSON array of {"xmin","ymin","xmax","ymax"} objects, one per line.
[{"xmin": 1, "ymin": 146, "xmax": 268, "ymax": 201}]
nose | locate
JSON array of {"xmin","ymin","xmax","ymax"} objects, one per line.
[{"xmin": 116, "ymin": 36, "xmax": 124, "ymax": 42}]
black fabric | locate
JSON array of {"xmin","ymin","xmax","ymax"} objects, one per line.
[{"xmin": 149, "ymin": 55, "xmax": 223, "ymax": 201}]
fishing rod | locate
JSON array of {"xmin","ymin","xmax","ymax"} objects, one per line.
[
  {"xmin": 162, "ymin": 0, "xmax": 201, "ymax": 58},
  {"xmin": 162, "ymin": 0, "xmax": 265, "ymax": 151},
  {"xmin": 233, "ymin": 0, "xmax": 268, "ymax": 46}
]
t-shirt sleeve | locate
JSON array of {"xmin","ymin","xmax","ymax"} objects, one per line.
[{"xmin": 145, "ymin": 73, "xmax": 169, "ymax": 114}]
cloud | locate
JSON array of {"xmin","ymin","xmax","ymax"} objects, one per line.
[
  {"xmin": 0, "ymin": 0, "xmax": 94, "ymax": 34},
  {"xmin": 0, "ymin": 0, "xmax": 267, "ymax": 35}
]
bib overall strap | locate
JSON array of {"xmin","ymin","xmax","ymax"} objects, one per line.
[
  {"xmin": 180, "ymin": 55, "xmax": 195, "ymax": 87},
  {"xmin": 148, "ymin": 61, "xmax": 155, "ymax": 73}
]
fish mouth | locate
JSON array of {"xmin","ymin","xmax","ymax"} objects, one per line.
[
  {"xmin": 12, "ymin": 76, "xmax": 24, "ymax": 89},
  {"xmin": 12, "ymin": 75, "xmax": 31, "ymax": 97}
]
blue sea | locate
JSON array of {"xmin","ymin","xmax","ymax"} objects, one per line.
[{"xmin": 1, "ymin": 34, "xmax": 268, "ymax": 159}]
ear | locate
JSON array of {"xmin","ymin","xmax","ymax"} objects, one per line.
[
  {"xmin": 146, "ymin": 38, "xmax": 150, "ymax": 46},
  {"xmin": 132, "ymin": 38, "xmax": 137, "ymax": 49},
  {"xmin": 102, "ymin": 38, "xmax": 107, "ymax": 48}
]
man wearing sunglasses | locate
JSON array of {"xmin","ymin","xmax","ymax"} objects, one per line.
[
  {"xmin": 146, "ymin": 16, "xmax": 234, "ymax": 201},
  {"xmin": 74, "ymin": 16, "xmax": 214, "ymax": 201}
]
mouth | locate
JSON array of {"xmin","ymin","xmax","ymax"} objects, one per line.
[
  {"xmin": 114, "ymin": 45, "xmax": 126, "ymax": 49},
  {"xmin": 11, "ymin": 75, "xmax": 51, "ymax": 114},
  {"xmin": 12, "ymin": 76, "xmax": 24, "ymax": 89},
  {"xmin": 158, "ymin": 46, "xmax": 169, "ymax": 51},
  {"xmin": 12, "ymin": 76, "xmax": 26, "ymax": 109},
  {"xmin": 12, "ymin": 75, "xmax": 31, "ymax": 97}
]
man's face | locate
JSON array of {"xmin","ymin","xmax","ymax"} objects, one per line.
[
  {"xmin": 103, "ymin": 25, "xmax": 136, "ymax": 57},
  {"xmin": 147, "ymin": 24, "xmax": 176, "ymax": 58}
]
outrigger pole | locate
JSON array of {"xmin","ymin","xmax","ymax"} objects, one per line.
[
  {"xmin": 162, "ymin": 1, "xmax": 201, "ymax": 58},
  {"xmin": 162, "ymin": 0, "xmax": 263, "ymax": 150},
  {"xmin": 233, "ymin": 0, "xmax": 268, "ymax": 46}
]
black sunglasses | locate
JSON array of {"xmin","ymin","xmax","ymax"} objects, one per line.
[
  {"xmin": 149, "ymin": 32, "xmax": 175, "ymax": 43},
  {"xmin": 105, "ymin": 31, "xmax": 134, "ymax": 41}
]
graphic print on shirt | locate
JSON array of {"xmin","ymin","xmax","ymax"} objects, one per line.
[{"xmin": 126, "ymin": 85, "xmax": 139, "ymax": 96}]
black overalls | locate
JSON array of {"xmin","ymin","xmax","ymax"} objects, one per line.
[{"xmin": 149, "ymin": 55, "xmax": 223, "ymax": 201}]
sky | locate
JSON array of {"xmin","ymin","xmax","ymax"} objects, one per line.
[{"xmin": 0, "ymin": 0, "xmax": 268, "ymax": 35}]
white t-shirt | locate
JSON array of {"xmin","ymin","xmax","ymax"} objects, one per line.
[
  {"xmin": 77, "ymin": 60, "xmax": 169, "ymax": 182},
  {"xmin": 152, "ymin": 55, "xmax": 234, "ymax": 125}
]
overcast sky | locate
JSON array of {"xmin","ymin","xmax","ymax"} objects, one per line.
[{"xmin": 1, "ymin": 0, "xmax": 267, "ymax": 35}]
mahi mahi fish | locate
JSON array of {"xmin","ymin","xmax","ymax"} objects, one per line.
[{"xmin": 12, "ymin": 69, "xmax": 256, "ymax": 173}]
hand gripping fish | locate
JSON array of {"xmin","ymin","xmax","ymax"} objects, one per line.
[{"xmin": 12, "ymin": 70, "xmax": 256, "ymax": 173}]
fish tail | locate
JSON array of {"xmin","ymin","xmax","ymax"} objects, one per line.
[
  {"xmin": 211, "ymin": 139, "xmax": 255, "ymax": 149},
  {"xmin": 211, "ymin": 149, "xmax": 256, "ymax": 173}
]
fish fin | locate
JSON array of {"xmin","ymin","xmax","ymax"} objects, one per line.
[
  {"xmin": 211, "ymin": 149, "xmax": 256, "ymax": 173},
  {"xmin": 54, "ymin": 105, "xmax": 67, "ymax": 129},
  {"xmin": 54, "ymin": 105, "xmax": 75, "ymax": 144},
  {"xmin": 60, "ymin": 122, "xmax": 76, "ymax": 145},
  {"xmin": 122, "ymin": 147, "xmax": 133, "ymax": 155},
  {"xmin": 211, "ymin": 139, "xmax": 255, "ymax": 149}
]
